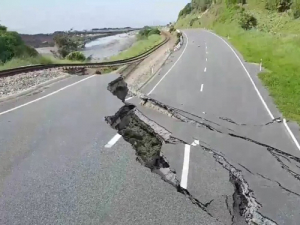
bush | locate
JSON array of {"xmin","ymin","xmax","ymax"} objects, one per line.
[
  {"xmin": 138, "ymin": 27, "xmax": 161, "ymax": 39},
  {"xmin": 169, "ymin": 25, "xmax": 175, "ymax": 33},
  {"xmin": 178, "ymin": 3, "xmax": 192, "ymax": 18},
  {"xmin": 265, "ymin": 0, "xmax": 292, "ymax": 12},
  {"xmin": 54, "ymin": 34, "xmax": 78, "ymax": 58},
  {"xmin": 66, "ymin": 51, "xmax": 86, "ymax": 61},
  {"xmin": 192, "ymin": 0, "xmax": 213, "ymax": 12},
  {"xmin": 291, "ymin": 0, "xmax": 300, "ymax": 18},
  {"xmin": 239, "ymin": 13, "xmax": 257, "ymax": 30},
  {"xmin": 148, "ymin": 28, "xmax": 161, "ymax": 36},
  {"xmin": 225, "ymin": 0, "xmax": 246, "ymax": 5},
  {"xmin": 0, "ymin": 25, "xmax": 38, "ymax": 63}
]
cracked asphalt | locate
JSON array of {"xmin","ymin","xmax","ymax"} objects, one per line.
[{"xmin": 0, "ymin": 29, "xmax": 300, "ymax": 224}]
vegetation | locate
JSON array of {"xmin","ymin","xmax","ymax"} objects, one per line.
[
  {"xmin": 0, "ymin": 56, "xmax": 82, "ymax": 71},
  {"xmin": 169, "ymin": 25, "xmax": 176, "ymax": 33},
  {"xmin": 53, "ymin": 34, "xmax": 78, "ymax": 58},
  {"xmin": 109, "ymin": 34, "xmax": 163, "ymax": 61},
  {"xmin": 66, "ymin": 51, "xmax": 86, "ymax": 61},
  {"xmin": 176, "ymin": 0, "xmax": 300, "ymax": 123},
  {"xmin": 137, "ymin": 26, "xmax": 161, "ymax": 40},
  {"xmin": 0, "ymin": 24, "xmax": 38, "ymax": 64},
  {"xmin": 239, "ymin": 12, "xmax": 257, "ymax": 29},
  {"xmin": 0, "ymin": 24, "xmax": 88, "ymax": 70},
  {"xmin": 179, "ymin": 3, "xmax": 192, "ymax": 17}
]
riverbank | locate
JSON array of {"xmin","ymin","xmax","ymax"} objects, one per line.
[
  {"xmin": 82, "ymin": 32, "xmax": 137, "ymax": 61},
  {"xmin": 109, "ymin": 34, "xmax": 163, "ymax": 61}
]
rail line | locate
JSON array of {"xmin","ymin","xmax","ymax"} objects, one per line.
[{"xmin": 0, "ymin": 35, "xmax": 170, "ymax": 77}]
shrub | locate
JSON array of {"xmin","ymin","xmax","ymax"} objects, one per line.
[
  {"xmin": 66, "ymin": 51, "xmax": 86, "ymax": 61},
  {"xmin": 265, "ymin": 0, "xmax": 292, "ymax": 12},
  {"xmin": 0, "ymin": 25, "xmax": 38, "ymax": 63},
  {"xmin": 138, "ymin": 27, "xmax": 161, "ymax": 39},
  {"xmin": 291, "ymin": 0, "xmax": 300, "ymax": 18},
  {"xmin": 239, "ymin": 12, "xmax": 257, "ymax": 30},
  {"xmin": 148, "ymin": 28, "xmax": 161, "ymax": 36},
  {"xmin": 54, "ymin": 34, "xmax": 78, "ymax": 58},
  {"xmin": 192, "ymin": 0, "xmax": 213, "ymax": 12},
  {"xmin": 169, "ymin": 25, "xmax": 175, "ymax": 33},
  {"xmin": 178, "ymin": 3, "xmax": 192, "ymax": 18}
]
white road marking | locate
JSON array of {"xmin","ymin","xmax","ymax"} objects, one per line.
[
  {"xmin": 283, "ymin": 119, "xmax": 300, "ymax": 150},
  {"xmin": 105, "ymin": 32, "xmax": 190, "ymax": 147},
  {"xmin": 0, "ymin": 75, "xmax": 95, "ymax": 116},
  {"xmin": 200, "ymin": 84, "xmax": 204, "ymax": 92},
  {"xmin": 205, "ymin": 30, "xmax": 300, "ymax": 151},
  {"xmin": 180, "ymin": 144, "xmax": 191, "ymax": 189},
  {"xmin": 105, "ymin": 134, "xmax": 122, "ymax": 148},
  {"xmin": 191, "ymin": 140, "xmax": 199, "ymax": 146},
  {"xmin": 148, "ymin": 32, "xmax": 189, "ymax": 95},
  {"xmin": 206, "ymin": 58, "xmax": 208, "ymax": 62},
  {"xmin": 204, "ymin": 67, "xmax": 207, "ymax": 72}
]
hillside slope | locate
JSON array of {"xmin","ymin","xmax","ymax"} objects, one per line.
[{"xmin": 176, "ymin": 0, "xmax": 300, "ymax": 124}]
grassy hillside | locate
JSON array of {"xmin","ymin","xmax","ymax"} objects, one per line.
[
  {"xmin": 109, "ymin": 27, "xmax": 163, "ymax": 61},
  {"xmin": 176, "ymin": 0, "xmax": 300, "ymax": 124}
]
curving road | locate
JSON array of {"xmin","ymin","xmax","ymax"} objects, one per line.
[{"xmin": 0, "ymin": 29, "xmax": 300, "ymax": 225}]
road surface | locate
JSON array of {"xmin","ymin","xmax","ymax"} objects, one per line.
[{"xmin": 0, "ymin": 29, "xmax": 300, "ymax": 225}]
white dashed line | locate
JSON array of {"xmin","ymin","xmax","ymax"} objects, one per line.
[
  {"xmin": 180, "ymin": 144, "xmax": 191, "ymax": 189},
  {"xmin": 105, "ymin": 134, "xmax": 122, "ymax": 148},
  {"xmin": 204, "ymin": 67, "xmax": 207, "ymax": 72},
  {"xmin": 105, "ymin": 32, "xmax": 190, "ymax": 148},
  {"xmin": 200, "ymin": 84, "xmax": 204, "ymax": 92},
  {"xmin": 206, "ymin": 58, "xmax": 207, "ymax": 62}
]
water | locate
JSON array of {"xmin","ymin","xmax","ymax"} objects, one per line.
[{"xmin": 81, "ymin": 32, "xmax": 136, "ymax": 62}]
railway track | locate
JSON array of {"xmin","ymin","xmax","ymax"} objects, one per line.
[{"xmin": 0, "ymin": 35, "xmax": 170, "ymax": 77}]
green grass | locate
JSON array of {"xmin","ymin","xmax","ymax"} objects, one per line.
[
  {"xmin": 176, "ymin": 2, "xmax": 300, "ymax": 124},
  {"xmin": 0, "ymin": 56, "xmax": 83, "ymax": 71},
  {"xmin": 109, "ymin": 34, "xmax": 163, "ymax": 61}
]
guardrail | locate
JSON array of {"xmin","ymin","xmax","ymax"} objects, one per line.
[{"xmin": 0, "ymin": 35, "xmax": 170, "ymax": 77}]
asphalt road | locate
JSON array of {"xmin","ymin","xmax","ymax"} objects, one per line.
[{"xmin": 0, "ymin": 29, "xmax": 300, "ymax": 225}]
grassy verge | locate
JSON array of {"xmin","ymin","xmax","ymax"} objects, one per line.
[
  {"xmin": 176, "ymin": 4, "xmax": 300, "ymax": 124},
  {"xmin": 109, "ymin": 34, "xmax": 163, "ymax": 61},
  {"xmin": 0, "ymin": 56, "xmax": 83, "ymax": 71}
]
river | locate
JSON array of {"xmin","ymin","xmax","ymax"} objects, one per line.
[
  {"xmin": 81, "ymin": 32, "xmax": 137, "ymax": 61},
  {"xmin": 35, "ymin": 32, "xmax": 137, "ymax": 62}
]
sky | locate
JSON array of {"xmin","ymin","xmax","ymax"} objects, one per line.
[{"xmin": 0, "ymin": 0, "xmax": 189, "ymax": 34}]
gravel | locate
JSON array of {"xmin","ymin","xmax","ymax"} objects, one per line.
[{"xmin": 0, "ymin": 69, "xmax": 70, "ymax": 98}]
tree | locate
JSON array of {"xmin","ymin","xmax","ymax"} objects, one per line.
[
  {"xmin": 53, "ymin": 34, "xmax": 78, "ymax": 58},
  {"xmin": 178, "ymin": 3, "xmax": 192, "ymax": 18},
  {"xmin": 0, "ymin": 24, "xmax": 37, "ymax": 63},
  {"xmin": 0, "ymin": 25, "xmax": 7, "ymax": 31}
]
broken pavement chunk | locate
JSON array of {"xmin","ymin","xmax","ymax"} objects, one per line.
[{"xmin": 107, "ymin": 76, "xmax": 129, "ymax": 102}]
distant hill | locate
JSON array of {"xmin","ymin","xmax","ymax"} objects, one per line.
[{"xmin": 20, "ymin": 34, "xmax": 55, "ymax": 48}]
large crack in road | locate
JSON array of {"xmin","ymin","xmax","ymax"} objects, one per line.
[{"xmin": 105, "ymin": 77, "xmax": 300, "ymax": 225}]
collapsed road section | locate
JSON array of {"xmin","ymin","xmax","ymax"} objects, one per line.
[{"xmin": 105, "ymin": 77, "xmax": 300, "ymax": 225}]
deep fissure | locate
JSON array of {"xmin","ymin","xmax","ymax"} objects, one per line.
[{"xmin": 105, "ymin": 77, "xmax": 299, "ymax": 225}]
